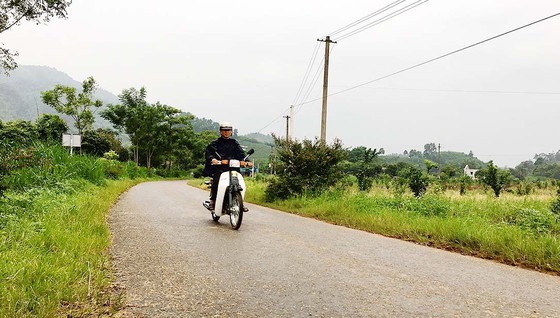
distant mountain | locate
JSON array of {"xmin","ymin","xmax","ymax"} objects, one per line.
[
  {"xmin": 242, "ymin": 133, "xmax": 274, "ymax": 145},
  {"xmin": 0, "ymin": 65, "xmax": 118, "ymax": 130}
]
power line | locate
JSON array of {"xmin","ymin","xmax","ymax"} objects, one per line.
[
  {"xmin": 257, "ymin": 107, "xmax": 291, "ymax": 134},
  {"xmin": 334, "ymin": 0, "xmax": 429, "ymax": 41},
  {"xmin": 296, "ymin": 45, "xmax": 336, "ymax": 115},
  {"xmin": 292, "ymin": 42, "xmax": 321, "ymax": 105},
  {"xmin": 257, "ymin": 48, "xmax": 338, "ymax": 135},
  {"xmin": 353, "ymin": 86, "xmax": 560, "ymax": 95},
  {"xmin": 298, "ymin": 12, "xmax": 560, "ymax": 106},
  {"xmin": 329, "ymin": 0, "xmax": 409, "ymax": 36}
]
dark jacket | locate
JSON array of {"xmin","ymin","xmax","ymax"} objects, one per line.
[{"xmin": 203, "ymin": 137, "xmax": 245, "ymax": 177}]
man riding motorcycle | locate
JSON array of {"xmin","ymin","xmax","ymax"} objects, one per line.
[{"xmin": 203, "ymin": 121, "xmax": 252, "ymax": 210}]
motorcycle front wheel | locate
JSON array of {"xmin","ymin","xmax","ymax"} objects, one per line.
[
  {"xmin": 229, "ymin": 192, "xmax": 244, "ymax": 230},
  {"xmin": 211, "ymin": 211, "xmax": 220, "ymax": 223}
]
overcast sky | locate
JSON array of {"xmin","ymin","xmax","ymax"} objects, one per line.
[{"xmin": 3, "ymin": 0, "xmax": 559, "ymax": 167}]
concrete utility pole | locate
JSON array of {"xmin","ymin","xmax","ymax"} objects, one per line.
[
  {"xmin": 283, "ymin": 115, "xmax": 291, "ymax": 141},
  {"xmin": 318, "ymin": 36, "xmax": 336, "ymax": 143}
]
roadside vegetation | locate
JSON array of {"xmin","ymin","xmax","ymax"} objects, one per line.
[
  {"xmin": 0, "ymin": 80, "xmax": 207, "ymax": 315},
  {"xmin": 196, "ymin": 137, "xmax": 560, "ymax": 274},
  {"xmin": 3, "ymin": 66, "xmax": 560, "ymax": 317},
  {"xmin": 0, "ymin": 139, "xmax": 149, "ymax": 316},
  {"xmin": 245, "ymin": 180, "xmax": 560, "ymax": 273}
]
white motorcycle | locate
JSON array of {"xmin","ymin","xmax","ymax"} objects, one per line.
[{"xmin": 203, "ymin": 148, "xmax": 254, "ymax": 230}]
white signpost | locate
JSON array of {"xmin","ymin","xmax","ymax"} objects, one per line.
[{"xmin": 62, "ymin": 133, "xmax": 81, "ymax": 155}]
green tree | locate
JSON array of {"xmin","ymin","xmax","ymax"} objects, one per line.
[
  {"xmin": 511, "ymin": 160, "xmax": 535, "ymax": 180},
  {"xmin": 102, "ymin": 88, "xmax": 200, "ymax": 169},
  {"xmin": 81, "ymin": 128, "xmax": 124, "ymax": 158},
  {"xmin": 41, "ymin": 76, "xmax": 103, "ymax": 135},
  {"xmin": 440, "ymin": 164, "xmax": 461, "ymax": 179},
  {"xmin": 139, "ymin": 103, "xmax": 191, "ymax": 169},
  {"xmin": 0, "ymin": 0, "xmax": 72, "ymax": 73},
  {"xmin": 347, "ymin": 146, "xmax": 380, "ymax": 163},
  {"xmin": 265, "ymin": 137, "xmax": 346, "ymax": 201},
  {"xmin": 408, "ymin": 149, "xmax": 422, "ymax": 158},
  {"xmin": 400, "ymin": 167, "xmax": 429, "ymax": 198},
  {"xmin": 347, "ymin": 147, "xmax": 381, "ymax": 191},
  {"xmin": 424, "ymin": 159, "xmax": 438, "ymax": 174},
  {"xmin": 479, "ymin": 161, "xmax": 511, "ymax": 197},
  {"xmin": 36, "ymin": 114, "xmax": 68, "ymax": 142},
  {"xmin": 533, "ymin": 163, "xmax": 560, "ymax": 180},
  {"xmin": 423, "ymin": 142, "xmax": 437, "ymax": 156},
  {"xmin": 161, "ymin": 113, "xmax": 205, "ymax": 170},
  {"xmin": 101, "ymin": 87, "xmax": 148, "ymax": 165},
  {"xmin": 459, "ymin": 175, "xmax": 472, "ymax": 195},
  {"xmin": 384, "ymin": 162, "xmax": 415, "ymax": 177}
]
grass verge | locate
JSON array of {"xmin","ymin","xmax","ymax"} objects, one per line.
[{"xmin": 0, "ymin": 178, "xmax": 143, "ymax": 317}]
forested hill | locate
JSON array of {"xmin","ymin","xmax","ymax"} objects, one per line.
[
  {"xmin": 382, "ymin": 150, "xmax": 485, "ymax": 169},
  {"xmin": 0, "ymin": 65, "xmax": 119, "ymax": 125},
  {"xmin": 0, "ymin": 65, "xmax": 275, "ymax": 163}
]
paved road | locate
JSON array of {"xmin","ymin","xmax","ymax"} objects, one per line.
[{"xmin": 110, "ymin": 180, "xmax": 560, "ymax": 317}]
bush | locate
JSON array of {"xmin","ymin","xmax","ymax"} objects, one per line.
[
  {"xmin": 479, "ymin": 161, "xmax": 512, "ymax": 197},
  {"xmin": 459, "ymin": 175, "xmax": 472, "ymax": 195},
  {"xmin": 191, "ymin": 164, "xmax": 204, "ymax": 179},
  {"xmin": 103, "ymin": 150, "xmax": 119, "ymax": 160},
  {"xmin": 399, "ymin": 167, "xmax": 429, "ymax": 198},
  {"xmin": 265, "ymin": 137, "xmax": 346, "ymax": 201},
  {"xmin": 36, "ymin": 114, "xmax": 68, "ymax": 142},
  {"xmin": 265, "ymin": 177, "xmax": 294, "ymax": 202},
  {"xmin": 515, "ymin": 181, "xmax": 534, "ymax": 196}
]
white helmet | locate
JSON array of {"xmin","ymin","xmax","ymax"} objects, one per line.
[{"xmin": 219, "ymin": 121, "xmax": 233, "ymax": 131}]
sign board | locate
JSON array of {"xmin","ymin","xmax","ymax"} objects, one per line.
[{"xmin": 62, "ymin": 134, "xmax": 81, "ymax": 147}]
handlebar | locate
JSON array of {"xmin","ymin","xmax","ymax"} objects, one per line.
[{"xmin": 211, "ymin": 159, "xmax": 254, "ymax": 167}]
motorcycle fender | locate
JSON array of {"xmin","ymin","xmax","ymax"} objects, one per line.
[
  {"xmin": 234, "ymin": 171, "xmax": 247, "ymax": 199},
  {"xmin": 214, "ymin": 171, "xmax": 246, "ymax": 217}
]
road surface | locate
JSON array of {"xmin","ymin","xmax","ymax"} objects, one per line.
[{"xmin": 110, "ymin": 180, "xmax": 560, "ymax": 317}]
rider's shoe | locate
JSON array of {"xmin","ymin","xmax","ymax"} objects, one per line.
[
  {"xmin": 243, "ymin": 207, "xmax": 249, "ymax": 212},
  {"xmin": 203, "ymin": 200, "xmax": 215, "ymax": 211}
]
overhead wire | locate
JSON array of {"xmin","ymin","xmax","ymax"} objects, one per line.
[
  {"xmin": 300, "ymin": 53, "xmax": 325, "ymax": 107},
  {"xmin": 328, "ymin": 0, "xmax": 409, "ymax": 37},
  {"xmin": 297, "ymin": 12, "xmax": 560, "ymax": 106},
  {"xmin": 296, "ymin": 45, "xmax": 337, "ymax": 115},
  {"xmin": 287, "ymin": 0, "xmax": 426, "ymax": 123},
  {"xmin": 333, "ymin": 0, "xmax": 430, "ymax": 41},
  {"xmin": 292, "ymin": 42, "xmax": 321, "ymax": 106},
  {"xmin": 257, "ymin": 45, "xmax": 336, "ymax": 133},
  {"xmin": 257, "ymin": 106, "xmax": 292, "ymax": 134},
  {"xmin": 356, "ymin": 86, "xmax": 560, "ymax": 95}
]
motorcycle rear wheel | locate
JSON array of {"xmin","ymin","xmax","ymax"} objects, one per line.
[{"xmin": 229, "ymin": 192, "xmax": 244, "ymax": 230}]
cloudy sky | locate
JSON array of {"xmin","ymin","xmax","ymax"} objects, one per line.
[{"xmin": 3, "ymin": 0, "xmax": 559, "ymax": 167}]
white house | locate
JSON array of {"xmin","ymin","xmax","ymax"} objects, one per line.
[{"xmin": 464, "ymin": 165, "xmax": 478, "ymax": 179}]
